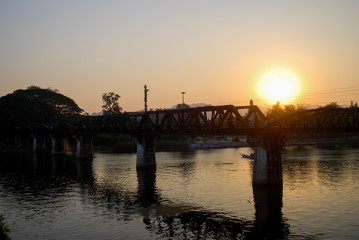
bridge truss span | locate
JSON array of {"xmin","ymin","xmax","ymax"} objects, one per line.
[
  {"xmin": 77, "ymin": 105, "xmax": 267, "ymax": 135},
  {"xmin": 269, "ymin": 108, "xmax": 359, "ymax": 133}
]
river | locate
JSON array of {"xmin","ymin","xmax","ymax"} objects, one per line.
[{"xmin": 0, "ymin": 145, "xmax": 359, "ymax": 239}]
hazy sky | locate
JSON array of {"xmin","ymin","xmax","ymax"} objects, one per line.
[{"xmin": 1, "ymin": 1, "xmax": 359, "ymax": 113}]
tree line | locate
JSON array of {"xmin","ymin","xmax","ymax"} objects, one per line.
[{"xmin": 266, "ymin": 101, "xmax": 359, "ymax": 121}]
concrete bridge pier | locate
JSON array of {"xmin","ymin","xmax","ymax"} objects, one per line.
[
  {"xmin": 50, "ymin": 134, "xmax": 66, "ymax": 155},
  {"xmin": 134, "ymin": 135, "xmax": 158, "ymax": 168},
  {"xmin": 32, "ymin": 135, "xmax": 47, "ymax": 152},
  {"xmin": 13, "ymin": 135, "xmax": 31, "ymax": 147},
  {"xmin": 75, "ymin": 134, "xmax": 94, "ymax": 158},
  {"xmin": 247, "ymin": 131, "xmax": 286, "ymax": 186}
]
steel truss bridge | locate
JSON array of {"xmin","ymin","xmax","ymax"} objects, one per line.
[
  {"xmin": 4, "ymin": 105, "xmax": 359, "ymax": 136},
  {"xmin": 4, "ymin": 105, "xmax": 359, "ymax": 137},
  {"xmin": 75, "ymin": 105, "xmax": 359, "ymax": 135},
  {"xmin": 3, "ymin": 104, "xmax": 359, "ymax": 186}
]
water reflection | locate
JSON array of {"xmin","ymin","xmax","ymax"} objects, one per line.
[
  {"xmin": 137, "ymin": 168, "xmax": 158, "ymax": 207},
  {"xmin": 0, "ymin": 153, "xmax": 94, "ymax": 197},
  {"xmin": 143, "ymin": 210, "xmax": 255, "ymax": 239},
  {"xmin": 282, "ymin": 146, "xmax": 359, "ymax": 186},
  {"xmin": 162, "ymin": 151, "xmax": 197, "ymax": 179},
  {"xmin": 0, "ymin": 152, "xmax": 289, "ymax": 239},
  {"xmin": 2, "ymin": 147, "xmax": 358, "ymax": 239},
  {"xmin": 139, "ymin": 166, "xmax": 288, "ymax": 239},
  {"xmin": 252, "ymin": 186, "xmax": 288, "ymax": 239}
]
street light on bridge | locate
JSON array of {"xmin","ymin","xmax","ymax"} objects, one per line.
[
  {"xmin": 144, "ymin": 85, "xmax": 149, "ymax": 112},
  {"xmin": 181, "ymin": 92, "xmax": 186, "ymax": 108}
]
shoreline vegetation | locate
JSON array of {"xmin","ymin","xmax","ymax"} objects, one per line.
[
  {"xmin": 0, "ymin": 215, "xmax": 11, "ymax": 240},
  {"xmin": 94, "ymin": 134, "xmax": 192, "ymax": 153}
]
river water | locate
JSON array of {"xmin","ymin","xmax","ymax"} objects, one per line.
[{"xmin": 1, "ymin": 145, "xmax": 359, "ymax": 239}]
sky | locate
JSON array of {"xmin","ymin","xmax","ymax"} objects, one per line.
[{"xmin": 1, "ymin": 0, "xmax": 359, "ymax": 114}]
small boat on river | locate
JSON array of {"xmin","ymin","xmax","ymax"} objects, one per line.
[{"xmin": 240, "ymin": 153, "xmax": 254, "ymax": 159}]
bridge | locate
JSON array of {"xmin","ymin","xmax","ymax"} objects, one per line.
[{"xmin": 4, "ymin": 105, "xmax": 359, "ymax": 186}]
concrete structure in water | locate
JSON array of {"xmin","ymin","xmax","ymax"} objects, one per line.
[
  {"xmin": 134, "ymin": 135, "xmax": 157, "ymax": 168},
  {"xmin": 75, "ymin": 134, "xmax": 94, "ymax": 158},
  {"xmin": 31, "ymin": 133, "xmax": 94, "ymax": 158},
  {"xmin": 248, "ymin": 132, "xmax": 285, "ymax": 186}
]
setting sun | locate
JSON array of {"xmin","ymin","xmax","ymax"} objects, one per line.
[{"xmin": 257, "ymin": 69, "xmax": 301, "ymax": 105}]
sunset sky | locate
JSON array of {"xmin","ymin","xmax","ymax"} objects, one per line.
[{"xmin": 1, "ymin": 1, "xmax": 359, "ymax": 114}]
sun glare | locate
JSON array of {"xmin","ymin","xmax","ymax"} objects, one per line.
[{"xmin": 257, "ymin": 69, "xmax": 301, "ymax": 105}]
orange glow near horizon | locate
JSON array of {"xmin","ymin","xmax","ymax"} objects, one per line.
[{"xmin": 257, "ymin": 69, "xmax": 302, "ymax": 105}]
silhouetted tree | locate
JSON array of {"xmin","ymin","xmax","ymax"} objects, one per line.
[
  {"xmin": 295, "ymin": 103, "xmax": 309, "ymax": 112},
  {"xmin": 266, "ymin": 102, "xmax": 285, "ymax": 120},
  {"xmin": 0, "ymin": 86, "xmax": 83, "ymax": 126},
  {"xmin": 350, "ymin": 101, "xmax": 358, "ymax": 108},
  {"xmin": 176, "ymin": 103, "xmax": 190, "ymax": 109},
  {"xmin": 322, "ymin": 102, "xmax": 341, "ymax": 108},
  {"xmin": 266, "ymin": 102, "xmax": 308, "ymax": 121},
  {"xmin": 102, "ymin": 92, "xmax": 122, "ymax": 115}
]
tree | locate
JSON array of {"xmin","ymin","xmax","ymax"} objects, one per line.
[
  {"xmin": 350, "ymin": 101, "xmax": 358, "ymax": 108},
  {"xmin": 102, "ymin": 92, "xmax": 123, "ymax": 115},
  {"xmin": 176, "ymin": 103, "xmax": 190, "ymax": 109},
  {"xmin": 322, "ymin": 102, "xmax": 341, "ymax": 108},
  {"xmin": 266, "ymin": 102, "xmax": 309, "ymax": 121},
  {"xmin": 266, "ymin": 102, "xmax": 285, "ymax": 120},
  {"xmin": 0, "ymin": 86, "xmax": 83, "ymax": 126},
  {"xmin": 295, "ymin": 103, "xmax": 309, "ymax": 112}
]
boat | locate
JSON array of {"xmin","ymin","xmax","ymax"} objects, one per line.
[{"xmin": 240, "ymin": 153, "xmax": 254, "ymax": 159}]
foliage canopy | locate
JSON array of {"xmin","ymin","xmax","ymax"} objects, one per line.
[
  {"xmin": 266, "ymin": 102, "xmax": 308, "ymax": 120},
  {"xmin": 0, "ymin": 86, "xmax": 83, "ymax": 126},
  {"xmin": 176, "ymin": 103, "xmax": 190, "ymax": 109},
  {"xmin": 102, "ymin": 92, "xmax": 123, "ymax": 115},
  {"xmin": 0, "ymin": 215, "xmax": 11, "ymax": 234}
]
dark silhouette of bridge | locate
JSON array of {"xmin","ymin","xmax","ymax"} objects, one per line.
[
  {"xmin": 77, "ymin": 105, "xmax": 266, "ymax": 135},
  {"xmin": 4, "ymin": 104, "xmax": 359, "ymax": 186},
  {"xmin": 73, "ymin": 105, "xmax": 359, "ymax": 135}
]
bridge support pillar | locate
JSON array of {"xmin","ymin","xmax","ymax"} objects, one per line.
[
  {"xmin": 50, "ymin": 135, "xmax": 65, "ymax": 155},
  {"xmin": 75, "ymin": 134, "xmax": 94, "ymax": 158},
  {"xmin": 134, "ymin": 135, "xmax": 157, "ymax": 168},
  {"xmin": 32, "ymin": 136, "xmax": 46, "ymax": 152},
  {"xmin": 248, "ymin": 131, "xmax": 285, "ymax": 186}
]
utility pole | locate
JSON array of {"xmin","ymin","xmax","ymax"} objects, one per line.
[
  {"xmin": 144, "ymin": 85, "xmax": 149, "ymax": 112},
  {"xmin": 181, "ymin": 91, "xmax": 186, "ymax": 108}
]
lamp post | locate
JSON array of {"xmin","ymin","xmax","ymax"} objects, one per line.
[
  {"xmin": 181, "ymin": 92, "xmax": 186, "ymax": 108},
  {"xmin": 144, "ymin": 85, "xmax": 149, "ymax": 112}
]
